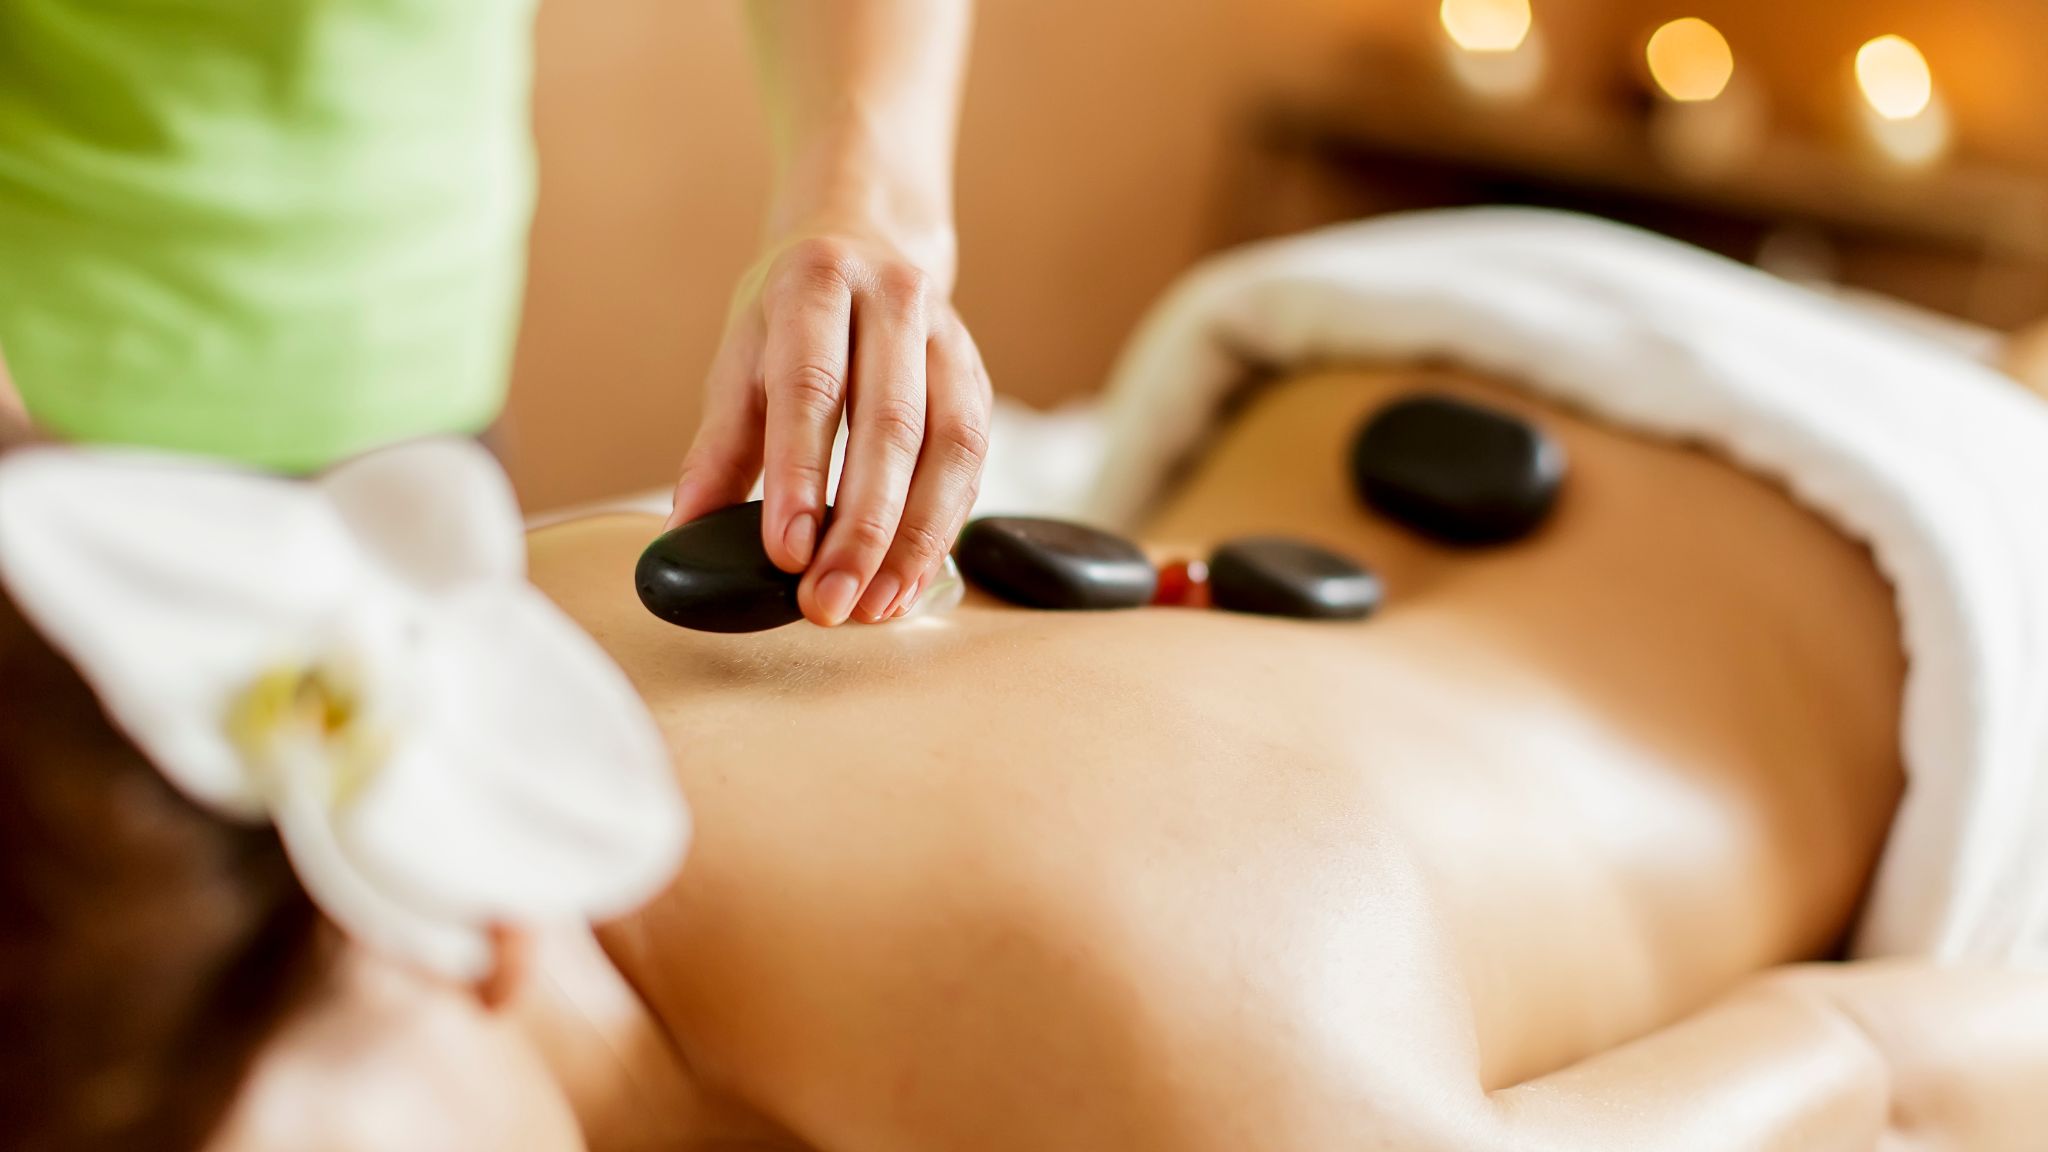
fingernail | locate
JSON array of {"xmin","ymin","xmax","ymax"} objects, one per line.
[
  {"xmin": 858, "ymin": 573, "xmax": 902, "ymax": 623},
  {"xmin": 815, "ymin": 571, "xmax": 861, "ymax": 625},
  {"xmin": 784, "ymin": 513, "xmax": 817, "ymax": 568},
  {"xmin": 892, "ymin": 576, "xmax": 923, "ymax": 618}
]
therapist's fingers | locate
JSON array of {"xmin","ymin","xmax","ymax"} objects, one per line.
[
  {"xmin": 802, "ymin": 265, "xmax": 929, "ymax": 626},
  {"xmin": 665, "ymin": 334, "xmax": 766, "ymax": 531},
  {"xmin": 759, "ymin": 239, "xmax": 857, "ymax": 574},
  {"xmin": 866, "ymin": 316, "xmax": 991, "ymax": 621}
]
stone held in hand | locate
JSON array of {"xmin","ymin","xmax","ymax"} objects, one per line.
[
  {"xmin": 636, "ymin": 501, "xmax": 809, "ymax": 633},
  {"xmin": 1350, "ymin": 393, "xmax": 1565, "ymax": 545},
  {"xmin": 955, "ymin": 517, "xmax": 1158, "ymax": 610},
  {"xmin": 1207, "ymin": 537, "xmax": 1381, "ymax": 620}
]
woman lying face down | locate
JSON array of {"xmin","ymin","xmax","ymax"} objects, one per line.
[
  {"xmin": 0, "ymin": 594, "xmax": 585, "ymax": 1152},
  {"xmin": 5, "ymin": 369, "xmax": 2048, "ymax": 1152},
  {"xmin": 0, "ymin": 434, "xmax": 683, "ymax": 1152}
]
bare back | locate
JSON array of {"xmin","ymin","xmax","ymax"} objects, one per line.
[{"xmin": 527, "ymin": 368, "xmax": 1906, "ymax": 1151}]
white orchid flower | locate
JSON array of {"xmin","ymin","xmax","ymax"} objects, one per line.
[{"xmin": 0, "ymin": 438, "xmax": 688, "ymax": 981}]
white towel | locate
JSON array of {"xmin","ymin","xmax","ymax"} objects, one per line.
[{"xmin": 1084, "ymin": 208, "xmax": 2048, "ymax": 965}]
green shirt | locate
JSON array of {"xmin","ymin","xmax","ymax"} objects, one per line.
[{"xmin": 0, "ymin": 0, "xmax": 537, "ymax": 472}]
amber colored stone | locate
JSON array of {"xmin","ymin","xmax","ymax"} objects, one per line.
[{"xmin": 1150, "ymin": 558, "xmax": 1211, "ymax": 607}]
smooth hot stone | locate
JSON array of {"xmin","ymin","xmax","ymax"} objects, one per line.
[
  {"xmin": 636, "ymin": 501, "xmax": 809, "ymax": 633},
  {"xmin": 955, "ymin": 517, "xmax": 1157, "ymax": 610},
  {"xmin": 1350, "ymin": 393, "xmax": 1566, "ymax": 546},
  {"xmin": 1207, "ymin": 537, "xmax": 1381, "ymax": 620}
]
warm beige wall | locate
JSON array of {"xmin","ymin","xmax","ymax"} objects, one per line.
[
  {"xmin": 502, "ymin": 2, "xmax": 767, "ymax": 512},
  {"xmin": 503, "ymin": 0, "xmax": 2048, "ymax": 512}
]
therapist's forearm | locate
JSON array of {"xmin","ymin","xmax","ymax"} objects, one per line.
[{"xmin": 744, "ymin": 0, "xmax": 971, "ymax": 287}]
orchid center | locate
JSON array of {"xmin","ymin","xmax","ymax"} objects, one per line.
[{"xmin": 227, "ymin": 658, "xmax": 390, "ymax": 807}]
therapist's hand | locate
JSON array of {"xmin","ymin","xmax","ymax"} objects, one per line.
[{"xmin": 666, "ymin": 225, "xmax": 992, "ymax": 627}]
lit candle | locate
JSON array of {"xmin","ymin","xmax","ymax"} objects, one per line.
[
  {"xmin": 1854, "ymin": 35, "xmax": 1949, "ymax": 167},
  {"xmin": 1439, "ymin": 0, "xmax": 1546, "ymax": 102},
  {"xmin": 1646, "ymin": 17, "xmax": 1733, "ymax": 103},
  {"xmin": 1643, "ymin": 18, "xmax": 1764, "ymax": 179}
]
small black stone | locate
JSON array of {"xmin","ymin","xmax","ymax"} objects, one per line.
[
  {"xmin": 1208, "ymin": 537, "xmax": 1381, "ymax": 620},
  {"xmin": 955, "ymin": 517, "xmax": 1157, "ymax": 610},
  {"xmin": 1350, "ymin": 393, "xmax": 1565, "ymax": 546},
  {"xmin": 636, "ymin": 501, "xmax": 807, "ymax": 633}
]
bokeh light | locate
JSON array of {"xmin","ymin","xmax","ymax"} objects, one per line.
[
  {"xmin": 1440, "ymin": 0, "xmax": 1533, "ymax": 54},
  {"xmin": 1646, "ymin": 18, "xmax": 1734, "ymax": 103},
  {"xmin": 1855, "ymin": 35, "xmax": 1934, "ymax": 121}
]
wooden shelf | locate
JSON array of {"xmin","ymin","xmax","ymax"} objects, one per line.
[{"xmin": 1221, "ymin": 67, "xmax": 2048, "ymax": 328}]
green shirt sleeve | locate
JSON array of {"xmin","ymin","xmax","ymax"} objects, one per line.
[{"xmin": 0, "ymin": 0, "xmax": 538, "ymax": 472}]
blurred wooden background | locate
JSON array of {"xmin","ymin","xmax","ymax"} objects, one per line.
[{"xmin": 503, "ymin": 0, "xmax": 2048, "ymax": 512}]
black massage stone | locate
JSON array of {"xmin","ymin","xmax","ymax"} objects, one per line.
[
  {"xmin": 955, "ymin": 517, "xmax": 1157, "ymax": 610},
  {"xmin": 1350, "ymin": 393, "xmax": 1565, "ymax": 546},
  {"xmin": 1208, "ymin": 537, "xmax": 1381, "ymax": 620},
  {"xmin": 636, "ymin": 501, "xmax": 808, "ymax": 633}
]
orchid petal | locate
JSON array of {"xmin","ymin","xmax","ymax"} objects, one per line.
[
  {"xmin": 338, "ymin": 584, "xmax": 688, "ymax": 924},
  {"xmin": 0, "ymin": 440, "xmax": 690, "ymax": 982},
  {"xmin": 0, "ymin": 448, "xmax": 360, "ymax": 817},
  {"xmin": 268, "ymin": 741, "xmax": 495, "ymax": 981},
  {"xmin": 319, "ymin": 439, "xmax": 526, "ymax": 594}
]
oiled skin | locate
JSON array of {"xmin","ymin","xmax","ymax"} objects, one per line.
[{"xmin": 526, "ymin": 369, "xmax": 1911, "ymax": 1151}]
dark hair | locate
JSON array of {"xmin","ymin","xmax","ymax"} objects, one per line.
[{"xmin": 0, "ymin": 587, "xmax": 330, "ymax": 1151}]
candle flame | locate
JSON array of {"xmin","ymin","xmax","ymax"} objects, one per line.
[
  {"xmin": 1440, "ymin": 0, "xmax": 1532, "ymax": 53},
  {"xmin": 1646, "ymin": 18, "xmax": 1734, "ymax": 103},
  {"xmin": 1856, "ymin": 35, "xmax": 1933, "ymax": 121}
]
